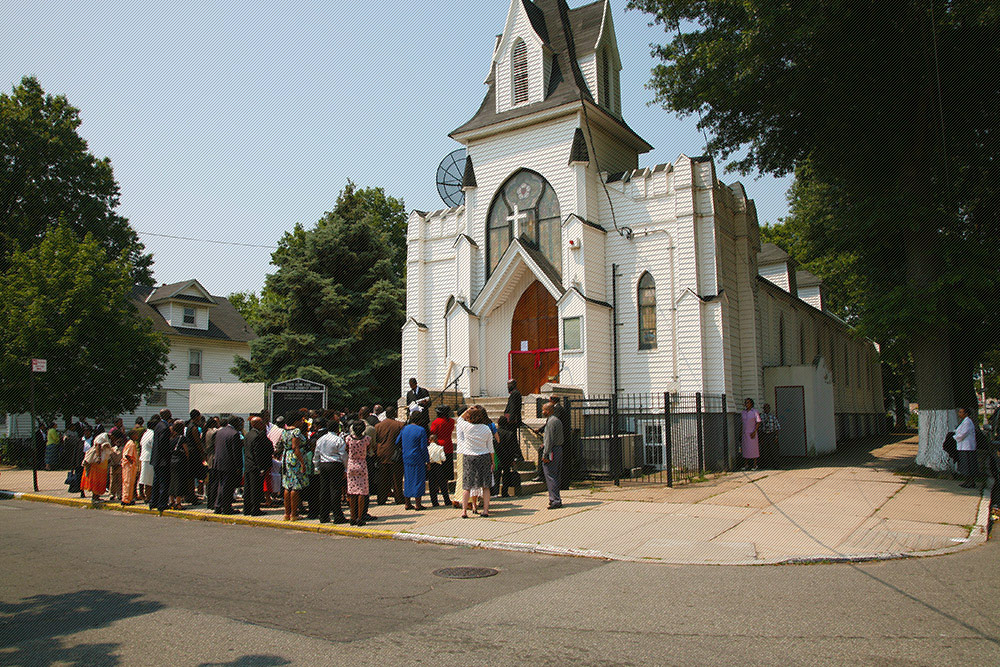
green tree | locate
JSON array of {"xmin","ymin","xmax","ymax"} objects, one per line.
[
  {"xmin": 228, "ymin": 291, "xmax": 263, "ymax": 334},
  {"xmin": 0, "ymin": 76, "xmax": 152, "ymax": 284},
  {"xmin": 0, "ymin": 225, "xmax": 170, "ymax": 421},
  {"xmin": 234, "ymin": 182, "xmax": 407, "ymax": 407},
  {"xmin": 629, "ymin": 0, "xmax": 1000, "ymax": 463}
]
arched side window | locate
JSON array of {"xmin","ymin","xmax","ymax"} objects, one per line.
[
  {"xmin": 511, "ymin": 39, "xmax": 529, "ymax": 105},
  {"xmin": 486, "ymin": 170, "xmax": 561, "ymax": 277},
  {"xmin": 638, "ymin": 272, "xmax": 657, "ymax": 350}
]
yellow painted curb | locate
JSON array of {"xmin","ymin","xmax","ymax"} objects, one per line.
[{"xmin": 7, "ymin": 491, "xmax": 400, "ymax": 541}]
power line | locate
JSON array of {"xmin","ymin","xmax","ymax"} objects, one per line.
[{"xmin": 136, "ymin": 231, "xmax": 278, "ymax": 250}]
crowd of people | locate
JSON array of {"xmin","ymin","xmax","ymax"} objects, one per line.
[{"xmin": 38, "ymin": 378, "xmax": 571, "ymax": 523}]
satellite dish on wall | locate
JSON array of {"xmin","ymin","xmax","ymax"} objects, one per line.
[{"xmin": 436, "ymin": 148, "xmax": 467, "ymax": 207}]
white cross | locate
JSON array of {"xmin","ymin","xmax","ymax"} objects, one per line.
[{"xmin": 507, "ymin": 206, "xmax": 531, "ymax": 239}]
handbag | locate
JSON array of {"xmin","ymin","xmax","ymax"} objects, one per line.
[{"xmin": 65, "ymin": 469, "xmax": 78, "ymax": 486}]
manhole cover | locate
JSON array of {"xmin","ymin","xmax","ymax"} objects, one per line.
[{"xmin": 433, "ymin": 567, "xmax": 499, "ymax": 579}]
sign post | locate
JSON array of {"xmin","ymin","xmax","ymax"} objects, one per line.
[
  {"xmin": 30, "ymin": 358, "xmax": 46, "ymax": 492},
  {"xmin": 269, "ymin": 378, "xmax": 327, "ymax": 420}
]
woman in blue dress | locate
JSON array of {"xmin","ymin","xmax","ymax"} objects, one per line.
[{"xmin": 396, "ymin": 411, "xmax": 430, "ymax": 511}]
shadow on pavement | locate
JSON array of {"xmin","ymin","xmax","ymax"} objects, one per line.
[
  {"xmin": 0, "ymin": 589, "xmax": 163, "ymax": 666},
  {"xmin": 198, "ymin": 657, "xmax": 291, "ymax": 667}
]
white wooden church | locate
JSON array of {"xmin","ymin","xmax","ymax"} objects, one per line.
[{"xmin": 402, "ymin": 0, "xmax": 884, "ymax": 455}]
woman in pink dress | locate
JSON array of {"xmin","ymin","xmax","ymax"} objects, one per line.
[
  {"xmin": 345, "ymin": 420, "xmax": 370, "ymax": 526},
  {"xmin": 741, "ymin": 398, "xmax": 761, "ymax": 471}
]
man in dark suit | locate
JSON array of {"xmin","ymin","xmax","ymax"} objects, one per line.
[
  {"xmin": 213, "ymin": 416, "xmax": 243, "ymax": 514},
  {"xmin": 149, "ymin": 409, "xmax": 173, "ymax": 511},
  {"xmin": 243, "ymin": 416, "xmax": 271, "ymax": 516},
  {"xmin": 550, "ymin": 396, "xmax": 573, "ymax": 490},
  {"xmin": 405, "ymin": 377, "xmax": 431, "ymax": 427},
  {"xmin": 504, "ymin": 379, "xmax": 523, "ymax": 428}
]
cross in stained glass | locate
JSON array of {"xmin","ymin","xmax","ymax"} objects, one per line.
[{"xmin": 507, "ymin": 206, "xmax": 531, "ymax": 240}]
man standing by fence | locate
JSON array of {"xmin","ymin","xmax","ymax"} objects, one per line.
[{"xmin": 541, "ymin": 401, "xmax": 563, "ymax": 509}]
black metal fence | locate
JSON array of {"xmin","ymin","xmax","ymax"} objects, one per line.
[{"xmin": 566, "ymin": 392, "xmax": 737, "ymax": 487}]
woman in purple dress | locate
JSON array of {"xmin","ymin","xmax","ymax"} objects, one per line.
[{"xmin": 741, "ymin": 398, "xmax": 761, "ymax": 471}]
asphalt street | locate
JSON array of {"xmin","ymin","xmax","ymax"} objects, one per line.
[{"xmin": 1, "ymin": 499, "xmax": 999, "ymax": 666}]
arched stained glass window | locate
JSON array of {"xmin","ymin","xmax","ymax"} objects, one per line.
[
  {"xmin": 511, "ymin": 39, "xmax": 528, "ymax": 105},
  {"xmin": 638, "ymin": 272, "xmax": 657, "ymax": 350},
  {"xmin": 487, "ymin": 170, "xmax": 561, "ymax": 277}
]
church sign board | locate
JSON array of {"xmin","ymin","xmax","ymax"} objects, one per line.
[{"xmin": 269, "ymin": 378, "xmax": 327, "ymax": 418}]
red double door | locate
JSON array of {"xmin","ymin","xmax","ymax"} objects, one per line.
[{"xmin": 510, "ymin": 281, "xmax": 559, "ymax": 395}]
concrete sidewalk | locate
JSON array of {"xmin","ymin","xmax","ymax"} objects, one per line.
[{"xmin": 0, "ymin": 434, "xmax": 989, "ymax": 565}]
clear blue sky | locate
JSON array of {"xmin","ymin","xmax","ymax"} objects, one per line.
[{"xmin": 1, "ymin": 0, "xmax": 791, "ymax": 296}]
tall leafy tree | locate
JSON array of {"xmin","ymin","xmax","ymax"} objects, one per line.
[
  {"xmin": 0, "ymin": 225, "xmax": 170, "ymax": 421},
  {"xmin": 234, "ymin": 182, "xmax": 407, "ymax": 407},
  {"xmin": 0, "ymin": 76, "xmax": 152, "ymax": 284},
  {"xmin": 629, "ymin": 0, "xmax": 1000, "ymax": 465}
]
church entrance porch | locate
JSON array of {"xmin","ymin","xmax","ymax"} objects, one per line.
[{"xmin": 509, "ymin": 280, "xmax": 559, "ymax": 395}]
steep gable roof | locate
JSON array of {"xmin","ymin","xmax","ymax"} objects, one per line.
[{"xmin": 146, "ymin": 279, "xmax": 217, "ymax": 305}]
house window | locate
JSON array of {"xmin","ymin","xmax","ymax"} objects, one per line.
[
  {"xmin": 563, "ymin": 317, "xmax": 582, "ymax": 351},
  {"xmin": 486, "ymin": 169, "xmax": 561, "ymax": 277},
  {"xmin": 638, "ymin": 272, "xmax": 657, "ymax": 350},
  {"xmin": 189, "ymin": 349, "xmax": 202, "ymax": 378},
  {"xmin": 183, "ymin": 307, "xmax": 196, "ymax": 326},
  {"xmin": 511, "ymin": 39, "xmax": 528, "ymax": 105},
  {"xmin": 147, "ymin": 389, "xmax": 167, "ymax": 406}
]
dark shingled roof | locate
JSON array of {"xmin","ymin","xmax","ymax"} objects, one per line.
[
  {"xmin": 568, "ymin": 127, "xmax": 590, "ymax": 164},
  {"xmin": 131, "ymin": 285, "xmax": 256, "ymax": 343},
  {"xmin": 462, "ymin": 155, "xmax": 478, "ymax": 187},
  {"xmin": 796, "ymin": 269, "xmax": 823, "ymax": 288},
  {"xmin": 146, "ymin": 280, "xmax": 217, "ymax": 305},
  {"xmin": 521, "ymin": 0, "xmax": 550, "ymax": 43},
  {"xmin": 759, "ymin": 242, "xmax": 792, "ymax": 266},
  {"xmin": 450, "ymin": 0, "xmax": 647, "ymax": 151}
]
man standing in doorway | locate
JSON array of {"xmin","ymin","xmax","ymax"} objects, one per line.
[{"xmin": 541, "ymin": 401, "xmax": 563, "ymax": 509}]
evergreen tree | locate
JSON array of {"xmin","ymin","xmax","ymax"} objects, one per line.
[
  {"xmin": 0, "ymin": 225, "xmax": 170, "ymax": 420},
  {"xmin": 234, "ymin": 182, "xmax": 407, "ymax": 407}
]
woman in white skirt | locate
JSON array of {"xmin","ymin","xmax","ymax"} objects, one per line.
[
  {"xmin": 137, "ymin": 414, "xmax": 157, "ymax": 501},
  {"xmin": 456, "ymin": 405, "xmax": 496, "ymax": 518}
]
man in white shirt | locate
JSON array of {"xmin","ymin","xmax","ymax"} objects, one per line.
[
  {"xmin": 954, "ymin": 407, "xmax": 978, "ymax": 488},
  {"xmin": 314, "ymin": 419, "xmax": 348, "ymax": 524}
]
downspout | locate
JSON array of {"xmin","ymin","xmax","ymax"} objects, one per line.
[{"xmin": 611, "ymin": 262, "xmax": 619, "ymax": 394}]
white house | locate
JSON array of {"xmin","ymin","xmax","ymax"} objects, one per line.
[
  {"xmin": 2, "ymin": 279, "xmax": 255, "ymax": 436},
  {"xmin": 402, "ymin": 0, "xmax": 884, "ymax": 454}
]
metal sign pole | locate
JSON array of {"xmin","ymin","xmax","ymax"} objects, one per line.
[{"xmin": 30, "ymin": 368, "xmax": 37, "ymax": 492}]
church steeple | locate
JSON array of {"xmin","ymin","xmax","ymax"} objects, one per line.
[{"xmin": 451, "ymin": 0, "xmax": 644, "ymax": 150}]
